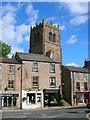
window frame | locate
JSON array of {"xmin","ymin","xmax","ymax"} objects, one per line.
[
  {"xmin": 0, "ymin": 65, "xmax": 2, "ymax": 74},
  {"xmin": 32, "ymin": 76, "xmax": 39, "ymax": 87},
  {"xmin": 50, "ymin": 63, "xmax": 55, "ymax": 73},
  {"xmin": 32, "ymin": 63, "xmax": 38, "ymax": 72},
  {"xmin": 8, "ymin": 65, "xmax": 15, "ymax": 75},
  {"xmin": 75, "ymin": 72, "xmax": 80, "ymax": 80},
  {"xmin": 50, "ymin": 77, "xmax": 56, "ymax": 88},
  {"xmin": 84, "ymin": 82, "xmax": 88, "ymax": 91},
  {"xmin": 49, "ymin": 32, "xmax": 52, "ymax": 41},
  {"xmin": 76, "ymin": 82, "xmax": 80, "ymax": 91},
  {"xmin": 53, "ymin": 33, "xmax": 56, "ymax": 42},
  {"xmin": 8, "ymin": 80, "xmax": 14, "ymax": 89},
  {"xmin": 83, "ymin": 73, "xmax": 87, "ymax": 80}
]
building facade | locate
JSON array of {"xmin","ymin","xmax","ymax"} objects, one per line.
[
  {"xmin": 62, "ymin": 62, "xmax": 90, "ymax": 106},
  {"xmin": 15, "ymin": 52, "xmax": 61, "ymax": 109},
  {"xmin": 0, "ymin": 58, "xmax": 21, "ymax": 109}
]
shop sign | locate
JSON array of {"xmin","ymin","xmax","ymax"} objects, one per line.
[
  {"xmin": 0, "ymin": 94, "xmax": 18, "ymax": 97},
  {"xmin": 43, "ymin": 89, "xmax": 59, "ymax": 93}
]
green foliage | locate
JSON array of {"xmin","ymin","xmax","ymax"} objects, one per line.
[
  {"xmin": 0, "ymin": 40, "xmax": 11, "ymax": 58},
  {"xmin": 60, "ymin": 100, "xmax": 64, "ymax": 106},
  {"xmin": 22, "ymin": 97, "xmax": 27, "ymax": 102}
]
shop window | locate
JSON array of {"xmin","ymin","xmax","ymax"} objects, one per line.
[
  {"xmin": 8, "ymin": 97, "xmax": 12, "ymax": 106},
  {"xmin": 49, "ymin": 32, "xmax": 52, "ymax": 41},
  {"xmin": 27, "ymin": 93, "xmax": 35, "ymax": 104},
  {"xmin": 76, "ymin": 82, "xmax": 80, "ymax": 91},
  {"xmin": 0, "ymin": 65, "xmax": 2, "ymax": 74},
  {"xmin": 32, "ymin": 76, "xmax": 38, "ymax": 87},
  {"xmin": 84, "ymin": 82, "xmax": 88, "ymax": 91},
  {"xmin": 8, "ymin": 65, "xmax": 15, "ymax": 75},
  {"xmin": 13, "ymin": 97, "xmax": 17, "ymax": 106},
  {"xmin": 32, "ymin": 63, "xmax": 38, "ymax": 72},
  {"xmin": 50, "ymin": 77, "xmax": 56, "ymax": 87},
  {"xmin": 8, "ymin": 80, "xmax": 14, "ymax": 89},
  {"xmin": 78, "ymin": 94, "xmax": 85, "ymax": 103},
  {"xmin": 50, "ymin": 64, "xmax": 55, "ymax": 73}
]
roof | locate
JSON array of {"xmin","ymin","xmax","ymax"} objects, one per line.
[
  {"xmin": 15, "ymin": 52, "xmax": 57, "ymax": 63},
  {"xmin": 0, "ymin": 58, "xmax": 20, "ymax": 64},
  {"xmin": 64, "ymin": 66, "xmax": 89, "ymax": 73}
]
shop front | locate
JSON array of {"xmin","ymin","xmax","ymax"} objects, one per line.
[
  {"xmin": 22, "ymin": 90, "xmax": 43, "ymax": 109},
  {"xmin": 76, "ymin": 92, "xmax": 90, "ymax": 105},
  {"xmin": 0, "ymin": 94, "xmax": 19, "ymax": 108},
  {"xmin": 43, "ymin": 89, "xmax": 60, "ymax": 107}
]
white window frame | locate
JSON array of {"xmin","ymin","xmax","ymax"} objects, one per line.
[
  {"xmin": 8, "ymin": 65, "xmax": 15, "ymax": 75},
  {"xmin": 50, "ymin": 64, "xmax": 55, "ymax": 73},
  {"xmin": 32, "ymin": 76, "xmax": 38, "ymax": 87},
  {"xmin": 83, "ymin": 73, "xmax": 87, "ymax": 80},
  {"xmin": 50, "ymin": 77, "xmax": 56, "ymax": 88},
  {"xmin": 0, "ymin": 65, "xmax": 2, "ymax": 74},
  {"xmin": 32, "ymin": 63, "xmax": 38, "ymax": 72}
]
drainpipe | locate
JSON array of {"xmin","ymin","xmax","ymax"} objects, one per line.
[{"xmin": 20, "ymin": 64, "xmax": 22, "ymax": 109}]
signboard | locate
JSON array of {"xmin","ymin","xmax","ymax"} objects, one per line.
[{"xmin": 0, "ymin": 94, "xmax": 19, "ymax": 97}]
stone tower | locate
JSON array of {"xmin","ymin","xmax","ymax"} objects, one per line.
[{"xmin": 29, "ymin": 19, "xmax": 62, "ymax": 64}]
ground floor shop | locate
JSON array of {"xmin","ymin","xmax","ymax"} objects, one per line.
[
  {"xmin": 0, "ymin": 94, "xmax": 19, "ymax": 108},
  {"xmin": 22, "ymin": 90, "xmax": 43, "ymax": 109},
  {"xmin": 43, "ymin": 89, "xmax": 60, "ymax": 107},
  {"xmin": 76, "ymin": 92, "xmax": 90, "ymax": 105}
]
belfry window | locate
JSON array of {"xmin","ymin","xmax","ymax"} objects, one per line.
[
  {"xmin": 49, "ymin": 32, "xmax": 52, "ymax": 41},
  {"xmin": 53, "ymin": 33, "xmax": 56, "ymax": 42}
]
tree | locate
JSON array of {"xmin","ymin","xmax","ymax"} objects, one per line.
[{"xmin": 0, "ymin": 40, "xmax": 11, "ymax": 58}]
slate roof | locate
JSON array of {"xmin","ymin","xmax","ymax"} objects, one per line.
[
  {"xmin": 0, "ymin": 58, "xmax": 20, "ymax": 64},
  {"xmin": 16, "ymin": 52, "xmax": 57, "ymax": 63},
  {"xmin": 65, "ymin": 66, "xmax": 89, "ymax": 73}
]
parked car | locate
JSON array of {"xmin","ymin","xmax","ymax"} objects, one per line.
[{"xmin": 86, "ymin": 103, "xmax": 90, "ymax": 109}]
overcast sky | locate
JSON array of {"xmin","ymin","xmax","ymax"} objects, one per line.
[{"xmin": 1, "ymin": 0, "xmax": 89, "ymax": 67}]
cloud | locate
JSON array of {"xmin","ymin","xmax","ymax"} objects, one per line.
[
  {"xmin": 64, "ymin": 2, "xmax": 88, "ymax": 15},
  {"xmin": 1, "ymin": 3, "xmax": 38, "ymax": 57},
  {"xmin": 45, "ymin": 16, "xmax": 56, "ymax": 22},
  {"xmin": 59, "ymin": 2, "xmax": 88, "ymax": 26},
  {"xmin": 0, "ymin": 20, "xmax": 2, "ymax": 40},
  {"xmin": 26, "ymin": 3, "xmax": 39, "ymax": 26},
  {"xmin": 66, "ymin": 62, "xmax": 79, "ymax": 67},
  {"xmin": 66, "ymin": 35, "xmax": 77, "ymax": 44},
  {"xmin": 70, "ymin": 15, "xmax": 88, "ymax": 25},
  {"xmin": 60, "ymin": 25, "xmax": 66, "ymax": 31},
  {"xmin": 2, "ymin": 0, "xmax": 90, "ymax": 2}
]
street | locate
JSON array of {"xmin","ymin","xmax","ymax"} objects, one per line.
[{"xmin": 1, "ymin": 106, "xmax": 90, "ymax": 120}]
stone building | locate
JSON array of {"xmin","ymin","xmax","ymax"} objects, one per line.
[
  {"xmin": 0, "ymin": 19, "xmax": 62, "ymax": 109},
  {"xmin": 62, "ymin": 60, "xmax": 90, "ymax": 106},
  {"xmin": 0, "ymin": 58, "xmax": 21, "ymax": 109},
  {"xmin": 15, "ymin": 52, "xmax": 61, "ymax": 109},
  {"xmin": 29, "ymin": 19, "xmax": 62, "ymax": 63}
]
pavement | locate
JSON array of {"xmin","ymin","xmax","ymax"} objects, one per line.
[
  {"xmin": 86, "ymin": 113, "xmax": 90, "ymax": 120},
  {"xmin": 1, "ymin": 104, "xmax": 87, "ymax": 112}
]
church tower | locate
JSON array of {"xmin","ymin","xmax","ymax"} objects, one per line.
[{"xmin": 29, "ymin": 19, "xmax": 62, "ymax": 64}]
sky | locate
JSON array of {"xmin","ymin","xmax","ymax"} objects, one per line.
[{"xmin": 0, "ymin": 1, "xmax": 89, "ymax": 67}]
